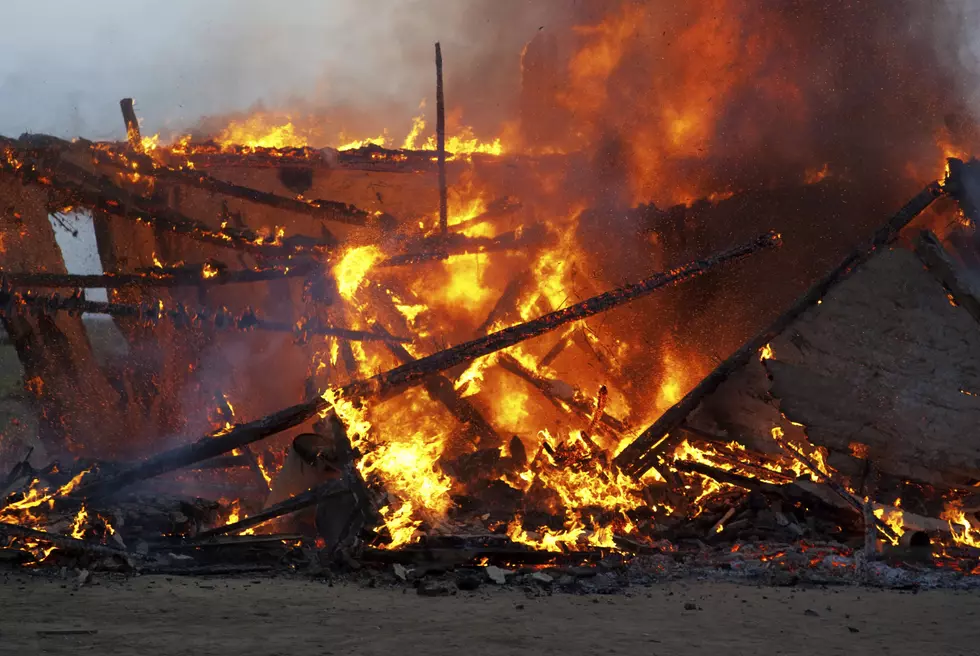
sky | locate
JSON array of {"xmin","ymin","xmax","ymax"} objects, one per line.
[{"xmin": 0, "ymin": 0, "xmax": 559, "ymax": 140}]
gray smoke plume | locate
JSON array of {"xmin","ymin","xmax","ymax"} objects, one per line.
[{"xmin": 0, "ymin": 0, "xmax": 573, "ymax": 140}]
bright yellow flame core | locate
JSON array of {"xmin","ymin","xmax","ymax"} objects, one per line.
[
  {"xmin": 217, "ymin": 116, "xmax": 307, "ymax": 150},
  {"xmin": 333, "ymin": 245, "xmax": 384, "ymax": 300}
]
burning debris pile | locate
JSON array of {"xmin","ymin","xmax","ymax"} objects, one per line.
[{"xmin": 3, "ymin": 25, "xmax": 980, "ymax": 586}]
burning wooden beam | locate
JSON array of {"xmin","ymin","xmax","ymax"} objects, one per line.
[
  {"xmin": 378, "ymin": 225, "xmax": 550, "ymax": 268},
  {"xmin": 72, "ymin": 232, "xmax": 778, "ymax": 500},
  {"xmin": 436, "ymin": 42, "xmax": 448, "ymax": 235},
  {"xmin": 0, "ymin": 261, "xmax": 316, "ymax": 289},
  {"xmin": 475, "ymin": 270, "xmax": 531, "ymax": 336},
  {"xmin": 451, "ymin": 198, "xmax": 522, "ymax": 233},
  {"xmin": 538, "ymin": 325, "xmax": 577, "ymax": 368},
  {"xmin": 376, "ymin": 324, "xmax": 502, "ymax": 447},
  {"xmin": 0, "ymin": 286, "xmax": 408, "ymax": 343},
  {"xmin": 119, "ymin": 98, "xmax": 143, "ymax": 153},
  {"xmin": 496, "ymin": 353, "xmax": 628, "ymax": 440},
  {"xmin": 195, "ymin": 479, "xmax": 348, "ymax": 539},
  {"xmin": 86, "ymin": 144, "xmax": 382, "ymax": 230},
  {"xmin": 0, "ymin": 143, "xmax": 333, "ymax": 257},
  {"xmin": 0, "ymin": 520, "xmax": 140, "ymax": 561},
  {"xmin": 614, "ymin": 181, "xmax": 945, "ymax": 478}
]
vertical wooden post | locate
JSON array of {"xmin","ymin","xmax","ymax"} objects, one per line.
[
  {"xmin": 119, "ymin": 98, "xmax": 144, "ymax": 153},
  {"xmin": 435, "ymin": 43, "xmax": 448, "ymax": 235}
]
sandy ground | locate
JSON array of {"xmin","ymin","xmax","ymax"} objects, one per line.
[{"xmin": 1, "ymin": 573, "xmax": 979, "ymax": 656}]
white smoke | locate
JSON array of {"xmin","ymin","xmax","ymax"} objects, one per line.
[{"xmin": 0, "ymin": 0, "xmax": 565, "ymax": 140}]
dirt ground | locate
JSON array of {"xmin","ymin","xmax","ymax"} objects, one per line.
[{"xmin": 1, "ymin": 573, "xmax": 979, "ymax": 656}]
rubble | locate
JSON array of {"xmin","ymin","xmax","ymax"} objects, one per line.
[{"xmin": 3, "ymin": 87, "xmax": 980, "ymax": 593}]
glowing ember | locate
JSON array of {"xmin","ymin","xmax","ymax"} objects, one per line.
[
  {"xmin": 804, "ymin": 164, "xmax": 831, "ymax": 184},
  {"xmin": 201, "ymin": 262, "xmax": 220, "ymax": 279}
]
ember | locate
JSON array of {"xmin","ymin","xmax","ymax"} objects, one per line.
[{"xmin": 2, "ymin": 1, "xmax": 980, "ymax": 588}]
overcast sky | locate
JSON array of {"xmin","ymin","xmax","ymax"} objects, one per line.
[{"xmin": 0, "ymin": 0, "xmax": 552, "ymax": 141}]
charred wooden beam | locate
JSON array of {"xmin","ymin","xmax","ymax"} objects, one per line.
[
  {"xmin": 238, "ymin": 445, "xmax": 272, "ymax": 494},
  {"xmin": 475, "ymin": 270, "xmax": 532, "ymax": 336},
  {"xmin": 369, "ymin": 231, "xmax": 779, "ymax": 397},
  {"xmin": 436, "ymin": 42, "xmax": 448, "ymax": 235},
  {"xmin": 258, "ymin": 319, "xmax": 409, "ymax": 343},
  {"xmin": 0, "ymin": 143, "xmax": 332, "ymax": 256},
  {"xmin": 0, "ymin": 261, "xmax": 316, "ymax": 289},
  {"xmin": 85, "ymin": 145, "xmax": 383, "ymax": 230},
  {"xmin": 451, "ymin": 198, "xmax": 522, "ymax": 232},
  {"xmin": 376, "ymin": 324, "xmax": 501, "ymax": 447},
  {"xmin": 379, "ymin": 225, "xmax": 550, "ymax": 268},
  {"xmin": 315, "ymin": 411, "xmax": 380, "ymax": 554},
  {"xmin": 497, "ymin": 353, "xmax": 628, "ymax": 440},
  {"xmin": 538, "ymin": 325, "xmax": 577, "ymax": 368},
  {"xmin": 944, "ymin": 157, "xmax": 980, "ymax": 226},
  {"xmin": 914, "ymin": 230, "xmax": 980, "ymax": 323},
  {"xmin": 74, "ymin": 232, "xmax": 778, "ymax": 500},
  {"xmin": 769, "ymin": 432, "xmax": 899, "ymax": 543},
  {"xmin": 0, "ymin": 520, "xmax": 140, "ymax": 560},
  {"xmin": 190, "ymin": 455, "xmax": 251, "ymax": 470},
  {"xmin": 614, "ymin": 182, "xmax": 945, "ymax": 477},
  {"xmin": 0, "ymin": 286, "xmax": 407, "ymax": 343},
  {"xmin": 673, "ymin": 459, "xmax": 782, "ymax": 493},
  {"xmin": 119, "ymin": 98, "xmax": 143, "ymax": 152},
  {"xmin": 194, "ymin": 479, "xmax": 347, "ymax": 539}
]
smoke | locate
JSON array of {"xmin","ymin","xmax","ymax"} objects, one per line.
[
  {"xmin": 934, "ymin": 1, "xmax": 980, "ymax": 126},
  {"xmin": 512, "ymin": 0, "xmax": 980, "ymax": 207},
  {"xmin": 0, "ymin": 0, "xmax": 573, "ymax": 140}
]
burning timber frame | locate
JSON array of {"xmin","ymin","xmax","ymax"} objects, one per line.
[{"xmin": 2, "ymin": 84, "xmax": 977, "ymax": 564}]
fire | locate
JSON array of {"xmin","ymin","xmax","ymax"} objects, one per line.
[
  {"xmin": 218, "ymin": 499, "xmax": 255, "ymax": 536},
  {"xmin": 333, "ymin": 245, "xmax": 385, "ymax": 301},
  {"xmin": 943, "ymin": 502, "xmax": 980, "ymax": 548},
  {"xmin": 402, "ymin": 113, "xmax": 427, "ymax": 149},
  {"xmin": 401, "ymin": 112, "xmax": 504, "ymax": 158},
  {"xmin": 201, "ymin": 262, "xmax": 220, "ymax": 279},
  {"xmin": 499, "ymin": 429, "xmax": 645, "ymax": 552},
  {"xmin": 760, "ymin": 343, "xmax": 774, "ymax": 361},
  {"xmin": 874, "ymin": 502, "xmax": 906, "ymax": 545},
  {"xmin": 69, "ymin": 505, "xmax": 89, "ymax": 540},
  {"xmin": 770, "ymin": 426, "xmax": 831, "ymax": 483},
  {"xmin": 256, "ymin": 453, "xmax": 276, "ymax": 489},
  {"xmin": 428, "ymin": 255, "xmax": 495, "ymax": 314},
  {"xmin": 141, "ymin": 134, "xmax": 161, "ymax": 152},
  {"xmin": 379, "ymin": 502, "xmax": 422, "ymax": 548},
  {"xmin": 321, "ymin": 387, "xmax": 453, "ymax": 549},
  {"xmin": 1, "ymin": 468, "xmax": 92, "ymax": 519},
  {"xmin": 337, "ymin": 134, "xmax": 388, "ymax": 151},
  {"xmin": 804, "ymin": 164, "xmax": 831, "ymax": 184},
  {"xmin": 195, "ymin": 105, "xmax": 505, "ymax": 158},
  {"xmin": 216, "ymin": 115, "xmax": 308, "ymax": 151}
]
